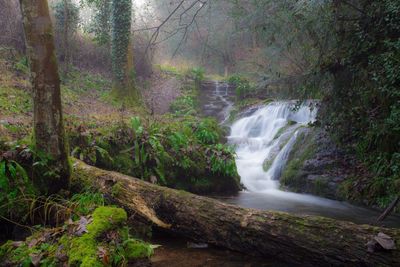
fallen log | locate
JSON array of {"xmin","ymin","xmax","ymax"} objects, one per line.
[{"xmin": 72, "ymin": 160, "xmax": 400, "ymax": 267}]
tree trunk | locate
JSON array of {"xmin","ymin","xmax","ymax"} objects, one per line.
[
  {"xmin": 111, "ymin": 0, "xmax": 136, "ymax": 98},
  {"xmin": 63, "ymin": 0, "xmax": 70, "ymax": 75},
  {"xmin": 252, "ymin": 28, "xmax": 257, "ymax": 49},
  {"xmin": 20, "ymin": 0, "xmax": 70, "ymax": 193},
  {"xmin": 73, "ymin": 160, "xmax": 400, "ymax": 267},
  {"xmin": 224, "ymin": 65, "xmax": 229, "ymax": 77}
]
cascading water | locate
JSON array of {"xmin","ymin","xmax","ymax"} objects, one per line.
[
  {"xmin": 223, "ymin": 101, "xmax": 399, "ymax": 226},
  {"xmin": 215, "ymin": 81, "xmax": 234, "ymax": 124},
  {"xmin": 201, "ymin": 81, "xmax": 234, "ymax": 124},
  {"xmin": 199, "ymin": 83, "xmax": 400, "ymax": 226},
  {"xmin": 228, "ymin": 102, "xmax": 317, "ymax": 192}
]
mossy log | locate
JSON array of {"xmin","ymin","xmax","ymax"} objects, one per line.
[{"xmin": 72, "ymin": 160, "xmax": 400, "ymax": 267}]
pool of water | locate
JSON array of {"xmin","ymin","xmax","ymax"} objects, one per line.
[
  {"xmin": 150, "ymin": 232, "xmax": 290, "ymax": 267},
  {"xmin": 216, "ymin": 190, "xmax": 400, "ymax": 228}
]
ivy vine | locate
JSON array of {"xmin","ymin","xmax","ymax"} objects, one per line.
[{"xmin": 111, "ymin": 0, "xmax": 132, "ymax": 86}]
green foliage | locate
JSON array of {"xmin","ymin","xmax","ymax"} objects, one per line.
[
  {"xmin": 71, "ymin": 143, "xmax": 113, "ymax": 165},
  {"xmin": 170, "ymin": 95, "xmax": 197, "ymax": 116},
  {"xmin": 130, "ymin": 116, "xmax": 144, "ymax": 137},
  {"xmin": 321, "ymin": 0, "xmax": 400, "ymax": 207},
  {"xmin": 0, "ymin": 86, "xmax": 32, "ymax": 115},
  {"xmin": 53, "ymin": 0, "xmax": 80, "ymax": 36},
  {"xmin": 28, "ymin": 146, "xmax": 63, "ymax": 194},
  {"xmin": 68, "ymin": 115, "xmax": 240, "ymax": 194},
  {"xmin": 14, "ymin": 56, "xmax": 29, "ymax": 74},
  {"xmin": 194, "ymin": 118, "xmax": 221, "ymax": 145},
  {"xmin": 208, "ymin": 144, "xmax": 238, "ymax": 178},
  {"xmin": 63, "ymin": 69, "xmax": 112, "ymax": 93},
  {"xmin": 157, "ymin": 65, "xmax": 205, "ymax": 82},
  {"xmin": 123, "ymin": 239, "xmax": 153, "ymax": 259},
  {"xmin": 0, "ymin": 159, "xmax": 36, "ymax": 220},
  {"xmin": 156, "ymin": 64, "xmax": 182, "ymax": 77},
  {"xmin": 231, "ymin": 0, "xmax": 334, "ymax": 84},
  {"xmin": 82, "ymin": 0, "xmax": 112, "ymax": 45},
  {"xmin": 68, "ymin": 206, "xmax": 153, "ymax": 266},
  {"xmin": 69, "ymin": 192, "xmax": 105, "ymax": 216},
  {"xmin": 228, "ymin": 75, "xmax": 254, "ymax": 100},
  {"xmin": 187, "ymin": 67, "xmax": 205, "ymax": 83}
]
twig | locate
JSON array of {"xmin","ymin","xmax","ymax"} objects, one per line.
[{"xmin": 376, "ymin": 196, "xmax": 400, "ymax": 224}]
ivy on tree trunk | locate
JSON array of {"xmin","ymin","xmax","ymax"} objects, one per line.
[{"xmin": 111, "ymin": 0, "xmax": 135, "ymax": 94}]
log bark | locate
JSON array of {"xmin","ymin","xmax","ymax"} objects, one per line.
[{"xmin": 72, "ymin": 160, "xmax": 400, "ymax": 267}]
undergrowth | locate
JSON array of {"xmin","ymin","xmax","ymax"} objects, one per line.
[{"xmin": 68, "ymin": 115, "xmax": 240, "ymax": 194}]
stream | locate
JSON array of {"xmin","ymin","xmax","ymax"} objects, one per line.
[
  {"xmin": 151, "ymin": 81, "xmax": 399, "ymax": 267},
  {"xmin": 202, "ymin": 81, "xmax": 400, "ymax": 228}
]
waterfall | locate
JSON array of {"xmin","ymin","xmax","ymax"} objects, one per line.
[
  {"xmin": 201, "ymin": 81, "xmax": 234, "ymax": 123},
  {"xmin": 215, "ymin": 81, "xmax": 234, "ymax": 125},
  {"xmin": 228, "ymin": 101, "xmax": 317, "ymax": 192}
]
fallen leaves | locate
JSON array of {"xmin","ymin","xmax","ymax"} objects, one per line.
[
  {"xmin": 65, "ymin": 215, "xmax": 92, "ymax": 236},
  {"xmin": 367, "ymin": 232, "xmax": 397, "ymax": 253},
  {"xmin": 97, "ymin": 246, "xmax": 110, "ymax": 265},
  {"xmin": 74, "ymin": 216, "xmax": 90, "ymax": 236},
  {"xmin": 29, "ymin": 253, "xmax": 43, "ymax": 267}
]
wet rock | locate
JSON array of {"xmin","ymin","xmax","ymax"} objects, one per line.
[{"xmin": 280, "ymin": 127, "xmax": 351, "ymax": 200}]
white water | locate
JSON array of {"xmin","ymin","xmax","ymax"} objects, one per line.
[
  {"xmin": 203, "ymin": 87, "xmax": 400, "ymax": 226},
  {"xmin": 204, "ymin": 81, "xmax": 233, "ymax": 124},
  {"xmin": 228, "ymin": 102, "xmax": 317, "ymax": 193},
  {"xmin": 217, "ymin": 82, "xmax": 234, "ymax": 125}
]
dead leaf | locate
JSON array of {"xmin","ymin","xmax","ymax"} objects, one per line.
[
  {"xmin": 11, "ymin": 241, "xmax": 24, "ymax": 248},
  {"xmin": 374, "ymin": 232, "xmax": 396, "ymax": 250},
  {"xmin": 28, "ymin": 238, "xmax": 39, "ymax": 248},
  {"xmin": 106, "ymin": 230, "xmax": 119, "ymax": 242},
  {"xmin": 56, "ymin": 245, "xmax": 68, "ymax": 262},
  {"xmin": 29, "ymin": 253, "xmax": 42, "ymax": 267},
  {"xmin": 97, "ymin": 246, "xmax": 110, "ymax": 265},
  {"xmin": 74, "ymin": 216, "xmax": 89, "ymax": 236}
]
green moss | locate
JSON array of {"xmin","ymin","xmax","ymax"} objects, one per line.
[
  {"xmin": 89, "ymin": 206, "xmax": 127, "ymax": 235},
  {"xmin": 70, "ymin": 192, "xmax": 105, "ymax": 216},
  {"xmin": 68, "ymin": 207, "xmax": 127, "ymax": 266},
  {"xmin": 273, "ymin": 122, "xmax": 299, "ymax": 141},
  {"xmin": 67, "ymin": 208, "xmax": 153, "ymax": 265},
  {"xmin": 113, "ymin": 154, "xmax": 134, "ymax": 174},
  {"xmin": 263, "ymin": 158, "xmax": 273, "ymax": 171},
  {"xmin": 313, "ymin": 177, "xmax": 329, "ymax": 196},
  {"xmin": 0, "ymin": 239, "xmax": 58, "ymax": 266},
  {"xmin": 123, "ymin": 239, "xmax": 153, "ymax": 259},
  {"xmin": 281, "ymin": 131, "xmax": 316, "ymax": 188},
  {"xmin": 111, "ymin": 181, "xmax": 124, "ymax": 197}
]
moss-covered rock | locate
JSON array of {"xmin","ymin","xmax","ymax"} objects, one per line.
[
  {"xmin": 280, "ymin": 127, "xmax": 347, "ymax": 200},
  {"xmin": 0, "ymin": 206, "xmax": 153, "ymax": 267},
  {"xmin": 68, "ymin": 207, "xmax": 128, "ymax": 266}
]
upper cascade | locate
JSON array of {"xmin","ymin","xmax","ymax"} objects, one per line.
[{"xmin": 200, "ymin": 81, "xmax": 235, "ymax": 123}]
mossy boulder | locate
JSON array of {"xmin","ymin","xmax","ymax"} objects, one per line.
[
  {"xmin": 68, "ymin": 207, "xmax": 128, "ymax": 266},
  {"xmin": 280, "ymin": 127, "xmax": 348, "ymax": 200},
  {"xmin": 0, "ymin": 206, "xmax": 153, "ymax": 266}
]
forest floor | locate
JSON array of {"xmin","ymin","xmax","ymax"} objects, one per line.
[
  {"xmin": 141, "ymin": 74, "xmax": 182, "ymax": 115},
  {"xmin": 0, "ymin": 53, "xmax": 182, "ymax": 142}
]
